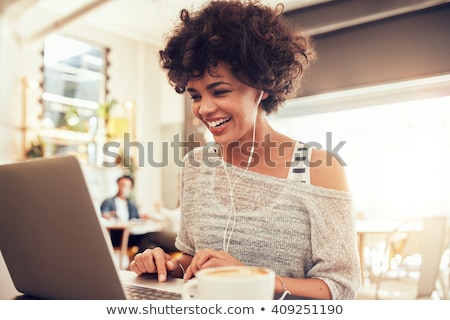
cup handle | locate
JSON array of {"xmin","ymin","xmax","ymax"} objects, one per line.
[{"xmin": 181, "ymin": 279, "xmax": 199, "ymax": 300}]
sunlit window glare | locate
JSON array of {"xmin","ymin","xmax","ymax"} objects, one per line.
[{"xmin": 270, "ymin": 95, "xmax": 450, "ymax": 220}]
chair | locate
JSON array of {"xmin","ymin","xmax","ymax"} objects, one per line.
[{"xmin": 357, "ymin": 216, "xmax": 448, "ymax": 299}]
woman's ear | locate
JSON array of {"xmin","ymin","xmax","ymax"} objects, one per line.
[{"xmin": 262, "ymin": 91, "xmax": 269, "ymax": 100}]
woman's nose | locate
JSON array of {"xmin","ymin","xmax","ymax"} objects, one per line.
[{"xmin": 198, "ymin": 98, "xmax": 217, "ymax": 116}]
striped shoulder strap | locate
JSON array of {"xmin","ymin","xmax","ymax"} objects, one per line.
[{"xmin": 287, "ymin": 141, "xmax": 311, "ymax": 183}]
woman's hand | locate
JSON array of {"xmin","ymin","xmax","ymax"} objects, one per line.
[
  {"xmin": 184, "ymin": 248, "xmax": 244, "ymax": 280},
  {"xmin": 129, "ymin": 247, "xmax": 177, "ymax": 282}
]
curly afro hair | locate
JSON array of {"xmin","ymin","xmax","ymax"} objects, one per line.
[{"xmin": 159, "ymin": 0, "xmax": 315, "ymax": 114}]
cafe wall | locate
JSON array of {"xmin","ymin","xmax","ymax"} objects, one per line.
[{"xmin": 0, "ymin": 12, "xmax": 184, "ymax": 214}]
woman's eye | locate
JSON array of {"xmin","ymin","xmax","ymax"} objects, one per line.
[
  {"xmin": 214, "ymin": 90, "xmax": 229, "ymax": 96},
  {"xmin": 190, "ymin": 94, "xmax": 201, "ymax": 101}
]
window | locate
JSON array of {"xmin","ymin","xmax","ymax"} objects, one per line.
[
  {"xmin": 40, "ymin": 34, "xmax": 108, "ymax": 157},
  {"xmin": 42, "ymin": 34, "xmax": 106, "ymax": 131},
  {"xmin": 269, "ymin": 76, "xmax": 450, "ymax": 220}
]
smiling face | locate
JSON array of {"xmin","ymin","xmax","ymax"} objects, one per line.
[{"xmin": 187, "ymin": 62, "xmax": 266, "ymax": 147}]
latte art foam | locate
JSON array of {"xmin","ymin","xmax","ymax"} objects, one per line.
[{"xmin": 206, "ymin": 267, "xmax": 269, "ymax": 278}]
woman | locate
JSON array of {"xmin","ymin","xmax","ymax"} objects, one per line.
[{"xmin": 130, "ymin": 0, "xmax": 361, "ymax": 299}]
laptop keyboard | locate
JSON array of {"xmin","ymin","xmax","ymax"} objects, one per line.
[{"xmin": 125, "ymin": 284, "xmax": 181, "ymax": 300}]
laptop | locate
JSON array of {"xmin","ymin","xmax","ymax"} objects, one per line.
[{"xmin": 0, "ymin": 155, "xmax": 184, "ymax": 300}]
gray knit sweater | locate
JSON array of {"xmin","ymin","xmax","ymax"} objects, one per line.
[{"xmin": 175, "ymin": 147, "xmax": 361, "ymax": 299}]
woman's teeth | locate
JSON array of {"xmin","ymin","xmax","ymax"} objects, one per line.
[{"xmin": 207, "ymin": 117, "xmax": 231, "ymax": 128}]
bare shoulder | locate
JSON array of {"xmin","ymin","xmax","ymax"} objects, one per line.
[{"xmin": 310, "ymin": 148, "xmax": 349, "ymax": 192}]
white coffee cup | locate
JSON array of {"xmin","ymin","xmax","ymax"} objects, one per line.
[{"xmin": 182, "ymin": 266, "xmax": 275, "ymax": 300}]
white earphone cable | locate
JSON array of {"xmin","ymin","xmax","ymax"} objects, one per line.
[{"xmin": 222, "ymin": 112, "xmax": 257, "ymax": 252}]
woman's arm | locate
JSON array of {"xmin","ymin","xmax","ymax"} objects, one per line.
[
  {"xmin": 181, "ymin": 249, "xmax": 332, "ymax": 299},
  {"xmin": 310, "ymin": 149, "xmax": 349, "ymax": 192},
  {"xmin": 276, "ymin": 276, "xmax": 331, "ymax": 300},
  {"xmin": 171, "ymin": 253, "xmax": 193, "ymax": 278}
]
